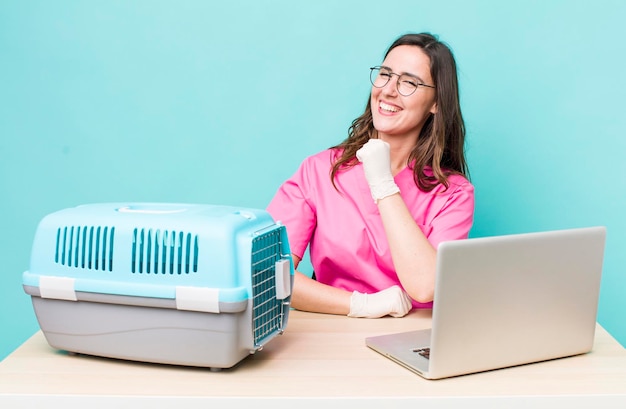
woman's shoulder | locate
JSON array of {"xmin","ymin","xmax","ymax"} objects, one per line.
[
  {"xmin": 283, "ymin": 148, "xmax": 341, "ymax": 186},
  {"xmin": 420, "ymin": 167, "xmax": 473, "ymax": 191},
  {"xmin": 299, "ymin": 148, "xmax": 341, "ymax": 169},
  {"xmin": 446, "ymin": 172, "xmax": 473, "ymax": 190}
]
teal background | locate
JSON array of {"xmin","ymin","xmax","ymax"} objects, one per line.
[{"xmin": 1, "ymin": 0, "xmax": 625, "ymax": 360}]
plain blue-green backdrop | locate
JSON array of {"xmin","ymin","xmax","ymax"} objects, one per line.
[{"xmin": 1, "ymin": 0, "xmax": 625, "ymax": 361}]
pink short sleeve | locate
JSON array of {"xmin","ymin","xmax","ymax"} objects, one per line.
[{"xmin": 425, "ymin": 177, "xmax": 475, "ymax": 249}]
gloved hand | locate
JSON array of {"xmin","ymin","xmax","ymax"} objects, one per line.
[
  {"xmin": 356, "ymin": 139, "xmax": 400, "ymax": 202},
  {"xmin": 348, "ymin": 285, "xmax": 413, "ymax": 318}
]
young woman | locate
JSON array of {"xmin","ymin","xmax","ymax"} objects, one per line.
[{"xmin": 267, "ymin": 33, "xmax": 474, "ymax": 318}]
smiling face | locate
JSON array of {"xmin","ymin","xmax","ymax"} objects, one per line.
[{"xmin": 371, "ymin": 45, "xmax": 437, "ymax": 143}]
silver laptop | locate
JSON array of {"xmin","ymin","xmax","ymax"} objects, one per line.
[{"xmin": 365, "ymin": 226, "xmax": 606, "ymax": 380}]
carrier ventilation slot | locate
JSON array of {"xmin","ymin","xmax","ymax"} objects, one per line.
[
  {"xmin": 251, "ymin": 228, "xmax": 285, "ymax": 346},
  {"xmin": 54, "ymin": 226, "xmax": 115, "ymax": 272},
  {"xmin": 131, "ymin": 228, "xmax": 199, "ymax": 275}
]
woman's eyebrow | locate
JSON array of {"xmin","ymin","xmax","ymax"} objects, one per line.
[{"xmin": 380, "ymin": 65, "xmax": 423, "ymax": 81}]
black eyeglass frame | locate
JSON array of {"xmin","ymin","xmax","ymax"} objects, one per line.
[{"xmin": 369, "ymin": 66, "xmax": 436, "ymax": 96}]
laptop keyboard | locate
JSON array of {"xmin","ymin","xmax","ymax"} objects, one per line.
[{"xmin": 412, "ymin": 347, "xmax": 430, "ymax": 359}]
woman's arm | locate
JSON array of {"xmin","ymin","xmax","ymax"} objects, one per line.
[
  {"xmin": 288, "ymin": 254, "xmax": 412, "ymax": 318},
  {"xmin": 288, "ymin": 254, "xmax": 352, "ymax": 314},
  {"xmin": 356, "ymin": 139, "xmax": 436, "ymax": 302}
]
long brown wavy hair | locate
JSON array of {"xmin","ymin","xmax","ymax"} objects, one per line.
[{"xmin": 330, "ymin": 33, "xmax": 469, "ymax": 192}]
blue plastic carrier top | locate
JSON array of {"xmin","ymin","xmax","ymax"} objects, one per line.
[{"xmin": 22, "ymin": 203, "xmax": 293, "ymax": 312}]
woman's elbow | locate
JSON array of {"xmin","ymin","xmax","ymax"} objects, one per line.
[{"xmin": 408, "ymin": 287, "xmax": 434, "ymax": 304}]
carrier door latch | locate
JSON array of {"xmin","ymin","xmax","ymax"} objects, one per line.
[
  {"xmin": 39, "ymin": 276, "xmax": 78, "ymax": 301},
  {"xmin": 175, "ymin": 286, "xmax": 220, "ymax": 313},
  {"xmin": 274, "ymin": 259, "xmax": 291, "ymax": 300}
]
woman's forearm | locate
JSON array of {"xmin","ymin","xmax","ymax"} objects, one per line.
[{"xmin": 376, "ymin": 193, "xmax": 437, "ymax": 303}]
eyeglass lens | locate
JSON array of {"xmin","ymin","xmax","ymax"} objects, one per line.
[{"xmin": 370, "ymin": 67, "xmax": 420, "ymax": 96}]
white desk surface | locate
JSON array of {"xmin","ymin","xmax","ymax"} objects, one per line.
[{"xmin": 1, "ymin": 309, "xmax": 626, "ymax": 408}]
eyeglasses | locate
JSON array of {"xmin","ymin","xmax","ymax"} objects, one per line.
[{"xmin": 369, "ymin": 66, "xmax": 435, "ymax": 96}]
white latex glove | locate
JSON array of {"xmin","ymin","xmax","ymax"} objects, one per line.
[
  {"xmin": 348, "ymin": 285, "xmax": 413, "ymax": 318},
  {"xmin": 356, "ymin": 139, "xmax": 400, "ymax": 202}
]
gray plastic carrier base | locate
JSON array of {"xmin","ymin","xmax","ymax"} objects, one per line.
[{"xmin": 26, "ymin": 291, "xmax": 263, "ymax": 370}]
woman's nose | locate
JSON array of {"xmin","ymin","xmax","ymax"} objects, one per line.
[{"xmin": 382, "ymin": 74, "xmax": 399, "ymax": 96}]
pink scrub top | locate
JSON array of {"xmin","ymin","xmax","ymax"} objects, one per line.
[{"xmin": 267, "ymin": 148, "xmax": 475, "ymax": 308}]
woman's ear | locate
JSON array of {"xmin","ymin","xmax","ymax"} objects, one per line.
[{"xmin": 430, "ymin": 102, "xmax": 437, "ymax": 114}]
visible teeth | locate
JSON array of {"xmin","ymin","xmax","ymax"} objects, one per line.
[{"xmin": 380, "ymin": 102, "xmax": 399, "ymax": 112}]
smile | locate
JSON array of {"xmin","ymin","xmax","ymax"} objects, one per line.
[{"xmin": 379, "ymin": 101, "xmax": 400, "ymax": 113}]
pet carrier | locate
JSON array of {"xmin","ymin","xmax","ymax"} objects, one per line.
[{"xmin": 22, "ymin": 203, "xmax": 294, "ymax": 369}]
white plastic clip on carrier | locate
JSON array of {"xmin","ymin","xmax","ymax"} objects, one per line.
[{"xmin": 22, "ymin": 203, "xmax": 294, "ymax": 370}]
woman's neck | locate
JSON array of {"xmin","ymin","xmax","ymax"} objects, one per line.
[{"xmin": 381, "ymin": 137, "xmax": 417, "ymax": 176}]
